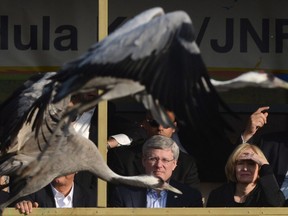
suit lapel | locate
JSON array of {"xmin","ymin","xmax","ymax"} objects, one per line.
[
  {"xmin": 72, "ymin": 184, "xmax": 84, "ymax": 207},
  {"xmin": 166, "ymin": 181, "xmax": 181, "ymax": 207},
  {"xmin": 43, "ymin": 185, "xmax": 57, "ymax": 207},
  {"xmin": 131, "ymin": 188, "xmax": 147, "ymax": 207},
  {"xmin": 166, "ymin": 190, "xmax": 180, "ymax": 207}
]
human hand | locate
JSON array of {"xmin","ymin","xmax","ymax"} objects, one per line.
[
  {"xmin": 107, "ymin": 137, "xmax": 119, "ymax": 149},
  {"xmin": 238, "ymin": 152, "xmax": 269, "ymax": 166},
  {"xmin": 107, "ymin": 134, "xmax": 132, "ymax": 149},
  {"xmin": 242, "ymin": 106, "xmax": 269, "ymax": 142},
  {"xmin": 15, "ymin": 200, "xmax": 39, "ymax": 215}
]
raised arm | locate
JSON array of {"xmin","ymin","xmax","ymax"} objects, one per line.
[{"xmin": 241, "ymin": 106, "xmax": 269, "ymax": 143}]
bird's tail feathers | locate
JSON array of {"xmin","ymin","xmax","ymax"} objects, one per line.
[
  {"xmin": 157, "ymin": 181, "xmax": 182, "ymax": 194},
  {"xmin": 114, "ymin": 175, "xmax": 182, "ymax": 194}
]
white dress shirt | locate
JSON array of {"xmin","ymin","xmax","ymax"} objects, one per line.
[
  {"xmin": 50, "ymin": 183, "xmax": 74, "ymax": 208},
  {"xmin": 73, "ymin": 109, "xmax": 95, "ymax": 138},
  {"xmin": 146, "ymin": 189, "xmax": 167, "ymax": 208}
]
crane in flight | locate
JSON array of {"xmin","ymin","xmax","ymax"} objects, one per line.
[{"xmin": 1, "ymin": 6, "xmax": 287, "ymax": 212}]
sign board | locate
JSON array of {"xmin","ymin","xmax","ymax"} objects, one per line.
[
  {"xmin": 0, "ymin": 0, "xmax": 287, "ymax": 105},
  {"xmin": 0, "ymin": 0, "xmax": 287, "ymax": 73}
]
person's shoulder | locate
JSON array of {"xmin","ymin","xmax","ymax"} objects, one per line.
[
  {"xmin": 27, "ymin": 184, "xmax": 51, "ymax": 198},
  {"xmin": 178, "ymin": 151, "xmax": 196, "ymax": 162},
  {"xmin": 114, "ymin": 184, "xmax": 146, "ymax": 194},
  {"xmin": 169, "ymin": 180, "xmax": 203, "ymax": 206},
  {"xmin": 206, "ymin": 182, "xmax": 233, "ymax": 207},
  {"xmin": 261, "ymin": 131, "xmax": 288, "ymax": 141},
  {"xmin": 170, "ymin": 180, "xmax": 201, "ymax": 195},
  {"xmin": 74, "ymin": 182, "xmax": 97, "ymax": 206},
  {"xmin": 209, "ymin": 182, "xmax": 234, "ymax": 195},
  {"xmin": 109, "ymin": 139, "xmax": 144, "ymax": 155},
  {"xmin": 259, "ymin": 131, "xmax": 288, "ymax": 150},
  {"xmin": 74, "ymin": 182, "xmax": 96, "ymax": 195}
]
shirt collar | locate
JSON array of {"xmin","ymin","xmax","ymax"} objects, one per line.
[
  {"xmin": 147, "ymin": 189, "xmax": 167, "ymax": 198},
  {"xmin": 50, "ymin": 183, "xmax": 74, "ymax": 207}
]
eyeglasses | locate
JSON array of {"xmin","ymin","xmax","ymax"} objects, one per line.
[
  {"xmin": 146, "ymin": 119, "xmax": 160, "ymax": 128},
  {"xmin": 146, "ymin": 156, "xmax": 175, "ymax": 165},
  {"xmin": 146, "ymin": 119, "xmax": 172, "ymax": 129}
]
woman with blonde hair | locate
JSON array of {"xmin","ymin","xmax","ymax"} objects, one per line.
[{"xmin": 206, "ymin": 143, "xmax": 285, "ymax": 207}]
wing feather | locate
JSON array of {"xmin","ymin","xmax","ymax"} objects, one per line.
[
  {"xmin": 0, "ymin": 72, "xmax": 56, "ymax": 153},
  {"xmin": 47, "ymin": 9, "xmax": 233, "ymax": 138}
]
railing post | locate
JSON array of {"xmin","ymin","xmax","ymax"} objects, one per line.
[{"xmin": 97, "ymin": 0, "xmax": 108, "ymax": 207}]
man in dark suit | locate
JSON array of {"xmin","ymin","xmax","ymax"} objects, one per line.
[
  {"xmin": 14, "ymin": 173, "xmax": 97, "ymax": 214},
  {"xmin": 108, "ymin": 135, "xmax": 203, "ymax": 207},
  {"xmin": 239, "ymin": 106, "xmax": 288, "ymax": 201},
  {"xmin": 107, "ymin": 111, "xmax": 200, "ymax": 189}
]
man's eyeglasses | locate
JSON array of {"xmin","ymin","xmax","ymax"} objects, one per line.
[
  {"xmin": 146, "ymin": 156, "xmax": 175, "ymax": 165},
  {"xmin": 146, "ymin": 119, "xmax": 160, "ymax": 128},
  {"xmin": 146, "ymin": 119, "xmax": 172, "ymax": 129}
]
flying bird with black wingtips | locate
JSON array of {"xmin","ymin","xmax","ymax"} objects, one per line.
[
  {"xmin": 0, "ymin": 7, "xmax": 226, "ymax": 210},
  {"xmin": 2, "ymin": 6, "xmax": 288, "ymax": 212},
  {"xmin": 0, "ymin": 71, "xmax": 181, "ymax": 211},
  {"xmin": 50, "ymin": 7, "xmax": 231, "ymax": 143}
]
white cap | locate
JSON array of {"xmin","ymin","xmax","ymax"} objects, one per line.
[{"xmin": 110, "ymin": 134, "xmax": 132, "ymax": 146}]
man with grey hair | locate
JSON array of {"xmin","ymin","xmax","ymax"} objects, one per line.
[{"xmin": 108, "ymin": 135, "xmax": 203, "ymax": 208}]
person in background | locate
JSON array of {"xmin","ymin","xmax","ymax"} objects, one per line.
[
  {"xmin": 108, "ymin": 135, "xmax": 203, "ymax": 207},
  {"xmin": 206, "ymin": 143, "xmax": 285, "ymax": 207},
  {"xmin": 107, "ymin": 111, "xmax": 200, "ymax": 188},
  {"xmin": 0, "ymin": 175, "xmax": 9, "ymax": 204},
  {"xmin": 14, "ymin": 173, "xmax": 97, "ymax": 215},
  {"xmin": 239, "ymin": 106, "xmax": 288, "ymax": 205}
]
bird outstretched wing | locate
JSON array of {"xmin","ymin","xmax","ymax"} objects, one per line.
[
  {"xmin": 0, "ymin": 72, "xmax": 181, "ymax": 210},
  {"xmin": 49, "ymin": 7, "xmax": 231, "ymax": 142},
  {"xmin": 211, "ymin": 71, "xmax": 288, "ymax": 92},
  {"xmin": 0, "ymin": 72, "xmax": 57, "ymax": 154}
]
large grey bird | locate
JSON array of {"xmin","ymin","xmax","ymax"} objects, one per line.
[
  {"xmin": 45, "ymin": 6, "xmax": 288, "ymax": 188},
  {"xmin": 0, "ymin": 72, "xmax": 180, "ymax": 211},
  {"xmin": 1, "ymin": 7, "xmax": 214, "ymax": 210},
  {"xmin": 48, "ymin": 7, "xmax": 232, "ymax": 149},
  {"xmin": 2, "ymin": 6, "xmax": 287, "ymax": 212}
]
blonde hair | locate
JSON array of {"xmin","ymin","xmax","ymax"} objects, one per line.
[{"xmin": 225, "ymin": 143, "xmax": 266, "ymax": 182}]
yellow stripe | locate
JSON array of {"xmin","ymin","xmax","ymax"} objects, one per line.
[
  {"xmin": 208, "ymin": 67, "xmax": 288, "ymax": 73},
  {"xmin": 0, "ymin": 66, "xmax": 60, "ymax": 73}
]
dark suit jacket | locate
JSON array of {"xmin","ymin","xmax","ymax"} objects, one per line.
[
  {"xmin": 0, "ymin": 190, "xmax": 9, "ymax": 204},
  {"xmin": 107, "ymin": 141, "xmax": 200, "ymax": 188},
  {"xmin": 257, "ymin": 132, "xmax": 288, "ymax": 187},
  {"xmin": 18, "ymin": 183, "xmax": 97, "ymax": 207},
  {"xmin": 206, "ymin": 165, "xmax": 285, "ymax": 207},
  {"xmin": 108, "ymin": 180, "xmax": 203, "ymax": 207}
]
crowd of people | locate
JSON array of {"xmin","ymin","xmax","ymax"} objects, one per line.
[{"xmin": 1, "ymin": 103, "xmax": 288, "ymax": 213}]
